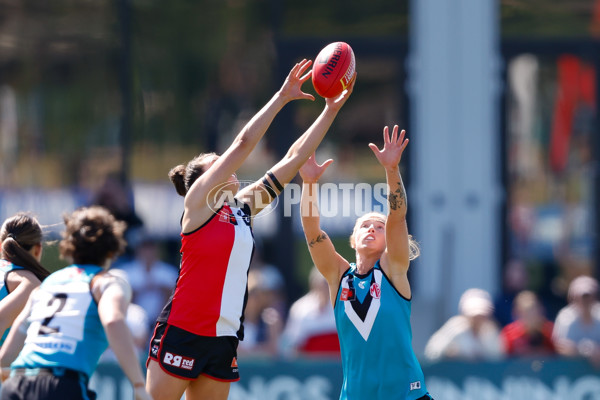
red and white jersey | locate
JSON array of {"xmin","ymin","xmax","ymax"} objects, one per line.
[{"xmin": 159, "ymin": 202, "xmax": 254, "ymax": 338}]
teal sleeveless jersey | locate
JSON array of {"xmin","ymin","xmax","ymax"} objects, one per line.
[
  {"xmin": 334, "ymin": 261, "xmax": 428, "ymax": 400},
  {"xmin": 0, "ymin": 260, "xmax": 24, "ymax": 346},
  {"xmin": 12, "ymin": 265, "xmax": 109, "ymax": 378}
]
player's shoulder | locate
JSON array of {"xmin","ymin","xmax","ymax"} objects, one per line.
[
  {"xmin": 6, "ymin": 268, "xmax": 40, "ymax": 286},
  {"xmin": 91, "ymin": 269, "xmax": 132, "ymax": 299}
]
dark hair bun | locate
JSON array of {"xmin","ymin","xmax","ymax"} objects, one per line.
[{"xmin": 168, "ymin": 164, "xmax": 187, "ymax": 197}]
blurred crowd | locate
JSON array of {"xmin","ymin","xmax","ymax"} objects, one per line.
[{"xmin": 424, "ymin": 274, "xmax": 600, "ymax": 367}]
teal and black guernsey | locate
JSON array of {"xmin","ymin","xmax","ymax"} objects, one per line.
[
  {"xmin": 0, "ymin": 260, "xmax": 25, "ymax": 346},
  {"xmin": 12, "ymin": 265, "xmax": 109, "ymax": 378},
  {"xmin": 334, "ymin": 261, "xmax": 428, "ymax": 400}
]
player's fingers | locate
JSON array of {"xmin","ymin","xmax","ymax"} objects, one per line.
[
  {"xmin": 391, "ymin": 125, "xmax": 399, "ymax": 144},
  {"xmin": 398, "ymin": 129, "xmax": 406, "ymax": 144},
  {"xmin": 300, "ymin": 70, "xmax": 312, "ymax": 82},
  {"xmin": 400, "ymin": 138, "xmax": 409, "ymax": 152},
  {"xmin": 296, "ymin": 59, "xmax": 311, "ymax": 77},
  {"xmin": 290, "ymin": 61, "xmax": 301, "ymax": 76},
  {"xmin": 368, "ymin": 143, "xmax": 380, "ymax": 155},
  {"xmin": 346, "ymin": 72, "xmax": 357, "ymax": 93},
  {"xmin": 300, "ymin": 92, "xmax": 315, "ymax": 101},
  {"xmin": 383, "ymin": 126, "xmax": 390, "ymax": 145},
  {"xmin": 320, "ymin": 159, "xmax": 334, "ymax": 169}
]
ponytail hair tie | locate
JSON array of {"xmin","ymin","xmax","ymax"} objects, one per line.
[{"xmin": 4, "ymin": 233, "xmax": 21, "ymax": 247}]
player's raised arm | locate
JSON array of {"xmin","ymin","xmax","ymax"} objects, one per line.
[
  {"xmin": 368, "ymin": 126, "xmax": 413, "ymax": 296},
  {"xmin": 299, "ymin": 154, "xmax": 350, "ymax": 304},
  {"xmin": 182, "ymin": 60, "xmax": 315, "ymax": 230}
]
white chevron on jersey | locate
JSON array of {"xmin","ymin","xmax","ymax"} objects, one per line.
[{"xmin": 342, "ymin": 269, "xmax": 382, "ymax": 341}]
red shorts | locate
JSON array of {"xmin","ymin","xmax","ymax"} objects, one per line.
[{"xmin": 147, "ymin": 322, "xmax": 240, "ymax": 381}]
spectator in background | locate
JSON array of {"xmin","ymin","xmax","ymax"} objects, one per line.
[
  {"xmin": 494, "ymin": 259, "xmax": 529, "ymax": 327},
  {"xmin": 91, "ymin": 173, "xmax": 144, "ymax": 264},
  {"xmin": 248, "ymin": 248, "xmax": 287, "ymax": 318},
  {"xmin": 425, "ymin": 288, "xmax": 504, "ymax": 362},
  {"xmin": 281, "ymin": 266, "xmax": 339, "ymax": 358},
  {"xmin": 116, "ymin": 234, "xmax": 178, "ymax": 328},
  {"xmin": 553, "ymin": 276, "xmax": 600, "ymax": 366},
  {"xmin": 501, "ymin": 290, "xmax": 555, "ymax": 357},
  {"xmin": 237, "ymin": 267, "xmax": 285, "ymax": 358}
]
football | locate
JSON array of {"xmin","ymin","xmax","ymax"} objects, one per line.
[{"xmin": 312, "ymin": 42, "xmax": 356, "ymax": 98}]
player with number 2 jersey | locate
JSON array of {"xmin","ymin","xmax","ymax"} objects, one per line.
[{"xmin": 0, "ymin": 207, "xmax": 151, "ymax": 400}]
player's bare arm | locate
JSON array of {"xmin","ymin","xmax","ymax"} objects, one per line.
[
  {"xmin": 183, "ymin": 59, "xmax": 314, "ymax": 231},
  {"xmin": 0, "ymin": 289, "xmax": 35, "ymax": 377},
  {"xmin": 300, "ymin": 155, "xmax": 350, "ymax": 303},
  {"xmin": 369, "ymin": 126, "xmax": 412, "ymax": 296}
]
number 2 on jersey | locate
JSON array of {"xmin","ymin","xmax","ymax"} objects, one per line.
[{"xmin": 38, "ymin": 293, "xmax": 68, "ymax": 335}]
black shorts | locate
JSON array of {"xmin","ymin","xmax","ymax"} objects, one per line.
[
  {"xmin": 0, "ymin": 368, "xmax": 95, "ymax": 400},
  {"xmin": 147, "ymin": 322, "xmax": 240, "ymax": 382}
]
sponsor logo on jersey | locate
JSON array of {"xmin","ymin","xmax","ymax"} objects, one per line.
[
  {"xmin": 208, "ymin": 180, "xmax": 279, "ymax": 221},
  {"xmin": 358, "ymin": 280, "xmax": 366, "ymax": 289},
  {"xmin": 163, "ymin": 351, "xmax": 195, "ymax": 370},
  {"xmin": 219, "ymin": 212, "xmax": 229, "ymax": 222},
  {"xmin": 217, "ymin": 209, "xmax": 251, "ymax": 226},
  {"xmin": 369, "ymin": 283, "xmax": 381, "ymax": 299},
  {"xmin": 410, "ymin": 381, "xmax": 421, "ymax": 391},
  {"xmin": 340, "ymin": 288, "xmax": 355, "ymax": 301}
]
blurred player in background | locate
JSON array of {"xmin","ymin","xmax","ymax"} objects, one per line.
[
  {"xmin": 0, "ymin": 213, "xmax": 50, "ymax": 355},
  {"xmin": 299, "ymin": 126, "xmax": 433, "ymax": 400},
  {"xmin": 145, "ymin": 60, "xmax": 355, "ymax": 400},
  {"xmin": 0, "ymin": 206, "xmax": 151, "ymax": 400}
]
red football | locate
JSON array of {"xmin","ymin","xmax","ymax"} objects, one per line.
[{"xmin": 312, "ymin": 42, "xmax": 356, "ymax": 98}]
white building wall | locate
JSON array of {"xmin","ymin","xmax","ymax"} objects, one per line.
[{"xmin": 408, "ymin": 0, "xmax": 503, "ymax": 354}]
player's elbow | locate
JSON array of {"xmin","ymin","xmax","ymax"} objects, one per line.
[
  {"xmin": 233, "ymin": 132, "xmax": 254, "ymax": 152},
  {"xmin": 101, "ymin": 315, "xmax": 128, "ymax": 333}
]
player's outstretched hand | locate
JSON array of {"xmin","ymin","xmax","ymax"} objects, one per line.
[
  {"xmin": 368, "ymin": 125, "xmax": 408, "ymax": 169},
  {"xmin": 299, "ymin": 153, "xmax": 333, "ymax": 184},
  {"xmin": 279, "ymin": 59, "xmax": 315, "ymax": 103}
]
